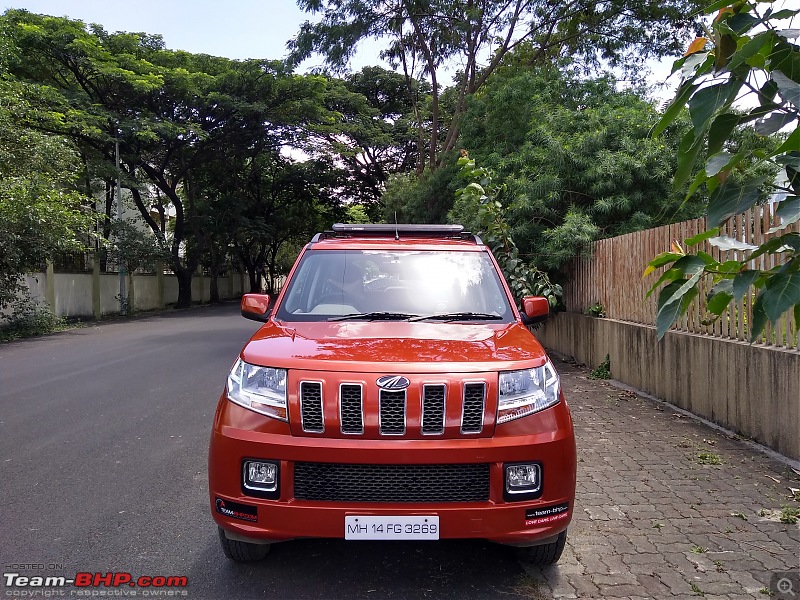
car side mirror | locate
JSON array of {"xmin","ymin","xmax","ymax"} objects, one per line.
[
  {"xmin": 520, "ymin": 296, "xmax": 550, "ymax": 325},
  {"xmin": 241, "ymin": 294, "xmax": 272, "ymax": 322}
]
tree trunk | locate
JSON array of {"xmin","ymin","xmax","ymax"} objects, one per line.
[
  {"xmin": 248, "ymin": 268, "xmax": 260, "ymax": 293},
  {"xmin": 209, "ymin": 268, "xmax": 221, "ymax": 304},
  {"xmin": 174, "ymin": 268, "xmax": 193, "ymax": 308}
]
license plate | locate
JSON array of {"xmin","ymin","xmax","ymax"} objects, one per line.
[{"xmin": 345, "ymin": 516, "xmax": 440, "ymax": 540}]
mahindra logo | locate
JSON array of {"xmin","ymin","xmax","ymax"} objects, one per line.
[{"xmin": 376, "ymin": 375, "xmax": 410, "ymax": 391}]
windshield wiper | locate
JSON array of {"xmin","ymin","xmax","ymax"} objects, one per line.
[
  {"xmin": 408, "ymin": 312, "xmax": 503, "ymax": 322},
  {"xmin": 329, "ymin": 311, "xmax": 418, "ymax": 322}
]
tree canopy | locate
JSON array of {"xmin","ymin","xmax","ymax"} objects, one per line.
[
  {"xmin": 0, "ymin": 79, "xmax": 92, "ymax": 311},
  {"xmin": 289, "ymin": 0, "xmax": 704, "ymax": 169}
]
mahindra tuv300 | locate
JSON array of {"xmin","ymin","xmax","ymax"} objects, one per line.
[{"xmin": 208, "ymin": 224, "xmax": 576, "ymax": 563}]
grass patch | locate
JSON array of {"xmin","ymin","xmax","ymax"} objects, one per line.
[
  {"xmin": 780, "ymin": 505, "xmax": 799, "ymax": 524},
  {"xmin": 695, "ymin": 451, "xmax": 722, "ymax": 465},
  {"xmin": 589, "ymin": 354, "xmax": 610, "ymax": 379}
]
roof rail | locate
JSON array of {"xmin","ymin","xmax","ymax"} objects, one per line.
[{"xmin": 311, "ymin": 223, "xmax": 481, "ymax": 244}]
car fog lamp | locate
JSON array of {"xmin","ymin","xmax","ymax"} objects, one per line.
[
  {"xmin": 504, "ymin": 463, "xmax": 542, "ymax": 500},
  {"xmin": 243, "ymin": 460, "xmax": 279, "ymax": 495}
]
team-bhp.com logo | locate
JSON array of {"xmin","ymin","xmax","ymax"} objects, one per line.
[{"xmin": 4, "ymin": 571, "xmax": 188, "ymax": 591}]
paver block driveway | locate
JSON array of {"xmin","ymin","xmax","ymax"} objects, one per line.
[{"xmin": 519, "ymin": 357, "xmax": 800, "ymax": 600}]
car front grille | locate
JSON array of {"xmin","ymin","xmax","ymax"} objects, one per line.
[
  {"xmin": 461, "ymin": 383, "xmax": 486, "ymax": 434},
  {"xmin": 339, "ymin": 384, "xmax": 363, "ymax": 434},
  {"xmin": 298, "ymin": 376, "xmax": 489, "ymax": 436},
  {"xmin": 379, "ymin": 390, "xmax": 406, "ymax": 435},
  {"xmin": 300, "ymin": 382, "xmax": 324, "ymax": 433},
  {"xmin": 421, "ymin": 384, "xmax": 445, "ymax": 434},
  {"xmin": 293, "ymin": 462, "xmax": 490, "ymax": 502}
]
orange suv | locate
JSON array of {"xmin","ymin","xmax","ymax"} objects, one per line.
[{"xmin": 208, "ymin": 224, "xmax": 576, "ymax": 563}]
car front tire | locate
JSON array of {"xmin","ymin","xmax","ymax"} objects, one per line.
[
  {"xmin": 217, "ymin": 527, "xmax": 270, "ymax": 562},
  {"xmin": 518, "ymin": 529, "xmax": 567, "ymax": 565}
]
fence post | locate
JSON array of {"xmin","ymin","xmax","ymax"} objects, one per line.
[
  {"xmin": 92, "ymin": 252, "xmax": 101, "ymax": 320},
  {"xmin": 45, "ymin": 260, "xmax": 56, "ymax": 312}
]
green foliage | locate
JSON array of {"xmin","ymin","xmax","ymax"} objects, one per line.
[
  {"xmin": 290, "ymin": 0, "xmax": 702, "ymax": 169},
  {"xmin": 586, "ymin": 302, "xmax": 607, "ymax": 318},
  {"xmin": 2, "ymin": 9, "xmax": 337, "ymax": 307},
  {"xmin": 780, "ymin": 505, "xmax": 800, "ymax": 524},
  {"xmin": 382, "ymin": 159, "xmax": 461, "ymax": 224},
  {"xmin": 108, "ymin": 220, "xmax": 170, "ymax": 274},
  {"xmin": 457, "ymin": 66, "xmax": 708, "ymax": 271},
  {"xmin": 589, "ymin": 354, "xmax": 611, "ymax": 379},
  {"xmin": 648, "ymin": 1, "xmax": 800, "ymax": 341},
  {"xmin": 0, "ymin": 80, "xmax": 93, "ymax": 310},
  {"xmin": 452, "ymin": 153, "xmax": 562, "ymax": 308},
  {"xmin": 0, "ymin": 296, "xmax": 66, "ymax": 341}
]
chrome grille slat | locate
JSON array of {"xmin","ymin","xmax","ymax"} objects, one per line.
[
  {"xmin": 379, "ymin": 390, "xmax": 406, "ymax": 435},
  {"xmin": 340, "ymin": 384, "xmax": 364, "ymax": 434},
  {"xmin": 293, "ymin": 462, "xmax": 490, "ymax": 502},
  {"xmin": 300, "ymin": 381, "xmax": 324, "ymax": 433},
  {"xmin": 461, "ymin": 383, "xmax": 485, "ymax": 434},
  {"xmin": 421, "ymin": 384, "xmax": 446, "ymax": 434}
]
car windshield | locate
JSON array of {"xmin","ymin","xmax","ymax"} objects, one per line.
[{"xmin": 275, "ymin": 249, "xmax": 514, "ymax": 322}]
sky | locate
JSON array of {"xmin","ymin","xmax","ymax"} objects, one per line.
[{"xmin": 2, "ymin": 0, "xmax": 390, "ymax": 71}]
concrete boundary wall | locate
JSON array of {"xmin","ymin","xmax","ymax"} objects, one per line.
[
  {"xmin": 20, "ymin": 269, "xmax": 246, "ymax": 319},
  {"xmin": 536, "ymin": 312, "xmax": 800, "ymax": 460}
]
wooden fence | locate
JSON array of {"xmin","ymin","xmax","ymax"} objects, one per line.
[{"xmin": 562, "ymin": 204, "xmax": 800, "ymax": 350}]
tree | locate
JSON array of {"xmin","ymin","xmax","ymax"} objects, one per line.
[
  {"xmin": 289, "ymin": 0, "xmax": 703, "ymax": 170},
  {"xmin": 648, "ymin": 1, "xmax": 800, "ymax": 341},
  {"xmin": 0, "ymin": 80, "xmax": 92, "ymax": 311},
  {"xmin": 452, "ymin": 152, "xmax": 562, "ymax": 307},
  {"xmin": 305, "ymin": 67, "xmax": 427, "ymax": 207},
  {"xmin": 2, "ymin": 10, "xmax": 332, "ymax": 307}
]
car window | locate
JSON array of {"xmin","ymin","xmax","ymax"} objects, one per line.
[{"xmin": 277, "ymin": 250, "xmax": 514, "ymax": 321}]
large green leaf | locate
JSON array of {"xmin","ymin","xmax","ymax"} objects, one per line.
[
  {"xmin": 749, "ymin": 233, "xmax": 800, "ymax": 260},
  {"xmin": 708, "ymin": 113, "xmax": 740, "ymax": 155},
  {"xmin": 688, "ymin": 82, "xmax": 738, "ymax": 131},
  {"xmin": 707, "ymin": 178, "xmax": 765, "ymax": 226},
  {"xmin": 750, "ymin": 296, "xmax": 769, "ymax": 342},
  {"xmin": 733, "ymin": 270, "xmax": 761, "ymax": 302},
  {"xmin": 674, "ymin": 130, "xmax": 704, "ymax": 191},
  {"xmin": 652, "ymin": 82, "xmax": 698, "ymax": 137},
  {"xmin": 754, "ymin": 110, "xmax": 796, "ymax": 135},
  {"xmin": 685, "ymin": 227, "xmax": 720, "ymax": 246},
  {"xmin": 772, "ymin": 72, "xmax": 800, "ymax": 107},
  {"xmin": 656, "ymin": 280, "xmax": 700, "ymax": 339},
  {"xmin": 760, "ymin": 271, "xmax": 800, "ymax": 324},
  {"xmin": 767, "ymin": 197, "xmax": 800, "ymax": 232}
]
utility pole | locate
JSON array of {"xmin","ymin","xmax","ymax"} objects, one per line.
[{"xmin": 116, "ymin": 130, "xmax": 127, "ymax": 315}]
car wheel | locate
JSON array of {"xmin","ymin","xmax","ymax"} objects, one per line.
[
  {"xmin": 217, "ymin": 527, "xmax": 270, "ymax": 562},
  {"xmin": 519, "ymin": 529, "xmax": 567, "ymax": 565}
]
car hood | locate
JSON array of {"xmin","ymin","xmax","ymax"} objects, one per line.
[{"xmin": 241, "ymin": 320, "xmax": 548, "ymax": 373}]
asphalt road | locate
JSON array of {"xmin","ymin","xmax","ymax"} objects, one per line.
[{"xmin": 0, "ymin": 304, "xmax": 532, "ymax": 600}]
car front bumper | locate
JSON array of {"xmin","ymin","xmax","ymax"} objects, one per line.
[{"xmin": 209, "ymin": 397, "xmax": 577, "ymax": 546}]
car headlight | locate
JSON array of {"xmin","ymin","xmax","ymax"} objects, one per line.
[
  {"xmin": 226, "ymin": 358, "xmax": 288, "ymax": 421},
  {"xmin": 498, "ymin": 361, "xmax": 560, "ymax": 424}
]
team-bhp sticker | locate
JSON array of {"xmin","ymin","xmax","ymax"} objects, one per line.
[
  {"xmin": 525, "ymin": 502, "xmax": 570, "ymax": 526},
  {"xmin": 215, "ymin": 497, "xmax": 258, "ymax": 522}
]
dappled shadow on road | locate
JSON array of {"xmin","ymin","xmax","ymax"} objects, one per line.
[{"xmin": 187, "ymin": 535, "xmax": 533, "ymax": 600}]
